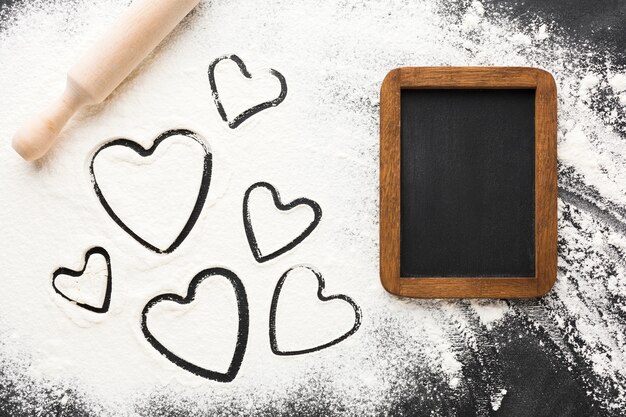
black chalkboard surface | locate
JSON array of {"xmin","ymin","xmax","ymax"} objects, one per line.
[
  {"xmin": 400, "ymin": 89, "xmax": 536, "ymax": 278},
  {"xmin": 379, "ymin": 67, "xmax": 557, "ymax": 298}
]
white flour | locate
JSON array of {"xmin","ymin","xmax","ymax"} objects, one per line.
[{"xmin": 1, "ymin": 0, "xmax": 625, "ymax": 415}]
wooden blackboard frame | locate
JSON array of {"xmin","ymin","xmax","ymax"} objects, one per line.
[{"xmin": 380, "ymin": 67, "xmax": 557, "ymax": 298}]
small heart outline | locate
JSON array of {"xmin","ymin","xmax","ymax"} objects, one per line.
[
  {"xmin": 89, "ymin": 129, "xmax": 212, "ymax": 254},
  {"xmin": 269, "ymin": 265, "xmax": 362, "ymax": 356},
  {"xmin": 243, "ymin": 182, "xmax": 322, "ymax": 263},
  {"xmin": 141, "ymin": 267, "xmax": 249, "ymax": 382},
  {"xmin": 208, "ymin": 54, "xmax": 288, "ymax": 129},
  {"xmin": 52, "ymin": 247, "xmax": 112, "ymax": 314}
]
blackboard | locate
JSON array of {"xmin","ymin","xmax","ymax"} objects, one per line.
[
  {"xmin": 400, "ymin": 89, "xmax": 536, "ymax": 278},
  {"xmin": 380, "ymin": 67, "xmax": 557, "ymax": 298}
]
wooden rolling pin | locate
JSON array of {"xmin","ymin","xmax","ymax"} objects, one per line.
[{"xmin": 12, "ymin": 0, "xmax": 201, "ymax": 161}]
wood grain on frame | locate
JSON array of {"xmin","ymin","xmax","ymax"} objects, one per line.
[{"xmin": 379, "ymin": 67, "xmax": 557, "ymax": 298}]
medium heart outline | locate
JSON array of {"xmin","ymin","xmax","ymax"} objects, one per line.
[
  {"xmin": 208, "ymin": 54, "xmax": 288, "ymax": 129},
  {"xmin": 52, "ymin": 246, "xmax": 112, "ymax": 314},
  {"xmin": 269, "ymin": 265, "xmax": 362, "ymax": 356},
  {"xmin": 243, "ymin": 182, "xmax": 322, "ymax": 263},
  {"xmin": 141, "ymin": 267, "xmax": 249, "ymax": 383},
  {"xmin": 89, "ymin": 129, "xmax": 212, "ymax": 254}
]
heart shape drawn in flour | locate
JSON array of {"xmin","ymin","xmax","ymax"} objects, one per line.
[
  {"xmin": 141, "ymin": 268, "xmax": 249, "ymax": 382},
  {"xmin": 243, "ymin": 182, "xmax": 322, "ymax": 263},
  {"xmin": 90, "ymin": 129, "xmax": 211, "ymax": 254},
  {"xmin": 208, "ymin": 54, "xmax": 288, "ymax": 129},
  {"xmin": 269, "ymin": 265, "xmax": 362, "ymax": 356},
  {"xmin": 52, "ymin": 247, "xmax": 112, "ymax": 314}
]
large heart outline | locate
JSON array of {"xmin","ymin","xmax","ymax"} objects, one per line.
[
  {"xmin": 269, "ymin": 265, "xmax": 362, "ymax": 356},
  {"xmin": 52, "ymin": 247, "xmax": 112, "ymax": 314},
  {"xmin": 89, "ymin": 129, "xmax": 212, "ymax": 254},
  {"xmin": 208, "ymin": 54, "xmax": 288, "ymax": 129},
  {"xmin": 141, "ymin": 268, "xmax": 249, "ymax": 382},
  {"xmin": 243, "ymin": 182, "xmax": 322, "ymax": 263}
]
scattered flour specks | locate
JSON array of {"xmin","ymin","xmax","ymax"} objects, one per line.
[
  {"xmin": 490, "ymin": 388, "xmax": 508, "ymax": 411},
  {"xmin": 609, "ymin": 73, "xmax": 626, "ymax": 93}
]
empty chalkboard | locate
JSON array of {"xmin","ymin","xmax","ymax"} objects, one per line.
[
  {"xmin": 380, "ymin": 67, "xmax": 557, "ymax": 298},
  {"xmin": 400, "ymin": 89, "xmax": 535, "ymax": 278}
]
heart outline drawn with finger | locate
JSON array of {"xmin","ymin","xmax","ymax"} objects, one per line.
[
  {"xmin": 89, "ymin": 129, "xmax": 212, "ymax": 254},
  {"xmin": 52, "ymin": 246, "xmax": 112, "ymax": 314},
  {"xmin": 141, "ymin": 267, "xmax": 249, "ymax": 382},
  {"xmin": 208, "ymin": 54, "xmax": 288, "ymax": 129},
  {"xmin": 243, "ymin": 181, "xmax": 322, "ymax": 263},
  {"xmin": 269, "ymin": 265, "xmax": 362, "ymax": 356}
]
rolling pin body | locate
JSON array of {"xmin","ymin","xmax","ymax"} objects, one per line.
[{"xmin": 12, "ymin": 0, "xmax": 201, "ymax": 161}]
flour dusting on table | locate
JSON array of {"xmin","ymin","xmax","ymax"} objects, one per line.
[{"xmin": 0, "ymin": 0, "xmax": 625, "ymax": 415}]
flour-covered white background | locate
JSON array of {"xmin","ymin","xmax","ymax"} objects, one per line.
[{"xmin": 0, "ymin": 0, "xmax": 625, "ymax": 415}]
